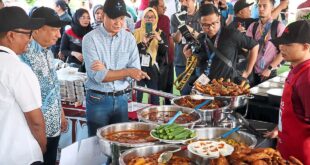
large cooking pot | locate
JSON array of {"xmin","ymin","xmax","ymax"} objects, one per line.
[
  {"xmin": 171, "ymin": 95, "xmax": 230, "ymax": 126},
  {"xmin": 137, "ymin": 105, "xmax": 201, "ymax": 127},
  {"xmin": 192, "ymin": 88, "xmax": 254, "ymax": 110},
  {"xmin": 119, "ymin": 144, "xmax": 207, "ymax": 165},
  {"xmin": 194, "ymin": 127, "xmax": 257, "ymax": 148},
  {"xmin": 97, "ymin": 122, "xmax": 158, "ymax": 160}
]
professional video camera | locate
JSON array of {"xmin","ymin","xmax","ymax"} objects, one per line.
[{"xmin": 178, "ymin": 24, "xmax": 201, "ymax": 53}]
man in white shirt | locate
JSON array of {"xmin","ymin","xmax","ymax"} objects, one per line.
[{"xmin": 0, "ymin": 6, "xmax": 47, "ymax": 165}]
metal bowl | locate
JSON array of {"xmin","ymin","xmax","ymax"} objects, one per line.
[
  {"xmin": 119, "ymin": 144, "xmax": 208, "ymax": 165},
  {"xmin": 192, "ymin": 89, "xmax": 253, "ymax": 109},
  {"xmin": 97, "ymin": 122, "xmax": 158, "ymax": 157},
  {"xmin": 215, "ymin": 95, "xmax": 254, "ymax": 110},
  {"xmin": 137, "ymin": 105, "xmax": 201, "ymax": 127},
  {"xmin": 171, "ymin": 95, "xmax": 230, "ymax": 126},
  {"xmin": 194, "ymin": 127, "xmax": 257, "ymax": 148}
]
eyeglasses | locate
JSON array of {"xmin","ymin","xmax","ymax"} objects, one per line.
[
  {"xmin": 200, "ymin": 20, "xmax": 220, "ymax": 29},
  {"xmin": 11, "ymin": 30, "xmax": 33, "ymax": 39},
  {"xmin": 144, "ymin": 16, "xmax": 156, "ymax": 20}
]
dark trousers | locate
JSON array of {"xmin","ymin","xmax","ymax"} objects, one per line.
[
  {"xmin": 137, "ymin": 65, "xmax": 160, "ymax": 105},
  {"xmin": 43, "ymin": 136, "xmax": 60, "ymax": 165}
]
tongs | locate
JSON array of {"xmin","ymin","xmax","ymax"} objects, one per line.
[{"xmin": 234, "ymin": 112, "xmax": 264, "ymax": 137}]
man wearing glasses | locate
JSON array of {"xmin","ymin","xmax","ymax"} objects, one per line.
[
  {"xmin": 183, "ymin": 4, "xmax": 259, "ymax": 82},
  {"xmin": 0, "ymin": 6, "xmax": 47, "ymax": 164}
]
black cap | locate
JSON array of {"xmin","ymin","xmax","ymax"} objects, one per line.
[
  {"xmin": 234, "ymin": 0, "xmax": 253, "ymax": 14},
  {"xmin": 103, "ymin": 0, "xmax": 131, "ymax": 19},
  {"xmin": 31, "ymin": 7, "xmax": 69, "ymax": 27},
  {"xmin": 271, "ymin": 20, "xmax": 310, "ymax": 46},
  {"xmin": 0, "ymin": 6, "xmax": 44, "ymax": 33}
]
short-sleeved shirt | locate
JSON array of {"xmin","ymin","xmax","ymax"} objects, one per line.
[
  {"xmin": 0, "ymin": 46, "xmax": 43, "ymax": 164},
  {"xmin": 171, "ymin": 11, "xmax": 201, "ymax": 67},
  {"xmin": 196, "ymin": 27, "xmax": 258, "ymax": 80},
  {"xmin": 21, "ymin": 40, "xmax": 62, "ymax": 137},
  {"xmin": 82, "ymin": 26, "xmax": 140, "ymax": 92},
  {"xmin": 288, "ymin": 59, "xmax": 310, "ymax": 123},
  {"xmin": 246, "ymin": 19, "xmax": 285, "ymax": 74}
]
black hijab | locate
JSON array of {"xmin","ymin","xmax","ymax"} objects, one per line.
[{"xmin": 71, "ymin": 8, "xmax": 92, "ymax": 38}]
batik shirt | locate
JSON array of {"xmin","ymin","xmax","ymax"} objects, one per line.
[{"xmin": 21, "ymin": 40, "xmax": 62, "ymax": 137}]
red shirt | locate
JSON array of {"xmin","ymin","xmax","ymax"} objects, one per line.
[
  {"xmin": 289, "ymin": 59, "xmax": 310, "ymax": 123},
  {"xmin": 298, "ymin": 0, "xmax": 310, "ymax": 9}
]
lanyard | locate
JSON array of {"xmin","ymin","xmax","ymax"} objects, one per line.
[
  {"xmin": 258, "ymin": 21, "xmax": 272, "ymax": 55},
  {"xmin": 203, "ymin": 29, "xmax": 221, "ymax": 76}
]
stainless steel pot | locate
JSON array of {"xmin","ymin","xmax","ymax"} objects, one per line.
[
  {"xmin": 119, "ymin": 144, "xmax": 207, "ymax": 165},
  {"xmin": 192, "ymin": 88, "xmax": 254, "ymax": 110},
  {"xmin": 171, "ymin": 95, "xmax": 230, "ymax": 126},
  {"xmin": 137, "ymin": 105, "xmax": 201, "ymax": 127},
  {"xmin": 194, "ymin": 127, "xmax": 257, "ymax": 148},
  {"xmin": 97, "ymin": 122, "xmax": 158, "ymax": 160},
  {"xmin": 215, "ymin": 95, "xmax": 254, "ymax": 110}
]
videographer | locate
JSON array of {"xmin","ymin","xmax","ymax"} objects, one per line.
[
  {"xmin": 183, "ymin": 4, "xmax": 259, "ymax": 82},
  {"xmin": 171, "ymin": 0, "xmax": 201, "ymax": 95}
]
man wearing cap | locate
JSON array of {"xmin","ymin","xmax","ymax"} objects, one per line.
[
  {"xmin": 229, "ymin": 0, "xmax": 256, "ymax": 32},
  {"xmin": 20, "ymin": 7, "xmax": 68, "ymax": 165},
  {"xmin": 0, "ymin": 6, "xmax": 46, "ymax": 164},
  {"xmin": 83, "ymin": 0, "xmax": 150, "ymax": 137},
  {"xmin": 265, "ymin": 20, "xmax": 310, "ymax": 164}
]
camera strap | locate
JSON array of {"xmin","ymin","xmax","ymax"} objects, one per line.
[
  {"xmin": 174, "ymin": 55, "xmax": 198, "ymax": 91},
  {"xmin": 205, "ymin": 35, "xmax": 242, "ymax": 77}
]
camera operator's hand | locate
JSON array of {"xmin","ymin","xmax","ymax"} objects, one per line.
[
  {"xmin": 183, "ymin": 44, "xmax": 193, "ymax": 58},
  {"xmin": 151, "ymin": 31, "xmax": 162, "ymax": 41},
  {"xmin": 172, "ymin": 30, "xmax": 182, "ymax": 43},
  {"xmin": 143, "ymin": 34, "xmax": 152, "ymax": 45}
]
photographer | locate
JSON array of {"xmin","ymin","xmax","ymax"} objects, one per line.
[
  {"xmin": 134, "ymin": 8, "xmax": 168, "ymax": 105},
  {"xmin": 183, "ymin": 4, "xmax": 259, "ymax": 82},
  {"xmin": 171, "ymin": 0, "xmax": 201, "ymax": 95}
]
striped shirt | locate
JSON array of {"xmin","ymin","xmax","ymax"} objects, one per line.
[{"xmin": 82, "ymin": 25, "xmax": 140, "ymax": 92}]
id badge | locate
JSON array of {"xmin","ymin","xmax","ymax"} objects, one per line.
[
  {"xmin": 141, "ymin": 54, "xmax": 151, "ymax": 67},
  {"xmin": 194, "ymin": 73, "xmax": 210, "ymax": 85},
  {"xmin": 259, "ymin": 58, "xmax": 265, "ymax": 69}
]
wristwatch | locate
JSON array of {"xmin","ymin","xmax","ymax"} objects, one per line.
[{"xmin": 267, "ymin": 65, "xmax": 276, "ymax": 71}]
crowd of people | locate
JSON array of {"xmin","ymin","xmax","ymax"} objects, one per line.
[{"xmin": 0, "ymin": 0, "xmax": 310, "ymax": 164}]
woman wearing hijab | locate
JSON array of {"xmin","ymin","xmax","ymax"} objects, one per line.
[
  {"xmin": 134, "ymin": 7, "xmax": 168, "ymax": 105},
  {"xmin": 60, "ymin": 8, "xmax": 92, "ymax": 69},
  {"xmin": 91, "ymin": 4, "xmax": 104, "ymax": 29}
]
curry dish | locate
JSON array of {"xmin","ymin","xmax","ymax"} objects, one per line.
[
  {"xmin": 104, "ymin": 130, "xmax": 157, "ymax": 143},
  {"xmin": 145, "ymin": 111, "xmax": 196, "ymax": 124},
  {"xmin": 128, "ymin": 152, "xmax": 192, "ymax": 165},
  {"xmin": 175, "ymin": 96, "xmax": 223, "ymax": 110}
]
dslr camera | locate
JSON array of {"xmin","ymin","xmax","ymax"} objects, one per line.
[{"xmin": 178, "ymin": 24, "xmax": 201, "ymax": 53}]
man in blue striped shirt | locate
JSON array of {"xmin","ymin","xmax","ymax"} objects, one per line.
[{"xmin": 82, "ymin": 0, "xmax": 149, "ymax": 136}]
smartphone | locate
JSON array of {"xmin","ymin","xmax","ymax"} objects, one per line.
[{"xmin": 145, "ymin": 22, "xmax": 153, "ymax": 36}]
